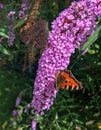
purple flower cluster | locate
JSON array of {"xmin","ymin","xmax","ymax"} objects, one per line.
[
  {"xmin": 32, "ymin": 0, "xmax": 101, "ymax": 116},
  {"xmin": 87, "ymin": 0, "xmax": 101, "ymax": 16},
  {"xmin": 97, "ymin": 1, "xmax": 101, "ymax": 16},
  {"xmin": 12, "ymin": 109, "xmax": 20, "ymax": 116},
  {"xmin": 19, "ymin": 0, "xmax": 29, "ymax": 19},
  {"xmin": 7, "ymin": 32, "xmax": 15, "ymax": 46},
  {"xmin": 0, "ymin": 37, "xmax": 4, "ymax": 42},
  {"xmin": 6, "ymin": 0, "xmax": 29, "ymax": 45},
  {"xmin": 32, "ymin": 120, "xmax": 37, "ymax": 130},
  {"xmin": 15, "ymin": 92, "xmax": 22, "ymax": 107},
  {"xmin": 7, "ymin": 11, "xmax": 15, "ymax": 20},
  {"xmin": 6, "ymin": 11, "xmax": 16, "ymax": 46},
  {"xmin": 0, "ymin": 3, "xmax": 3, "ymax": 9}
]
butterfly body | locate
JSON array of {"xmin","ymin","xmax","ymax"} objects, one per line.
[{"xmin": 55, "ymin": 70, "xmax": 83, "ymax": 90}]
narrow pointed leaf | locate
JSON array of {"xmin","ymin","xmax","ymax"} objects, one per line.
[
  {"xmin": 0, "ymin": 44, "xmax": 10, "ymax": 55},
  {"xmin": 82, "ymin": 25, "xmax": 101, "ymax": 51},
  {"xmin": 14, "ymin": 18, "xmax": 27, "ymax": 29},
  {"xmin": 0, "ymin": 28, "xmax": 9, "ymax": 38},
  {"xmin": 0, "ymin": 32, "xmax": 8, "ymax": 38}
]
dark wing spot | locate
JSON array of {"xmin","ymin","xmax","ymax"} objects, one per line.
[
  {"xmin": 69, "ymin": 86, "xmax": 72, "ymax": 90},
  {"xmin": 64, "ymin": 85, "xmax": 67, "ymax": 89},
  {"xmin": 65, "ymin": 80, "xmax": 68, "ymax": 83}
]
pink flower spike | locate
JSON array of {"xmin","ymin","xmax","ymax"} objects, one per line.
[
  {"xmin": 15, "ymin": 92, "xmax": 23, "ymax": 107},
  {"xmin": 32, "ymin": 0, "xmax": 101, "ymax": 116},
  {"xmin": 32, "ymin": 120, "xmax": 37, "ymax": 130}
]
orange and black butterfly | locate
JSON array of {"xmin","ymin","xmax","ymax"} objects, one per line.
[{"xmin": 55, "ymin": 70, "xmax": 83, "ymax": 90}]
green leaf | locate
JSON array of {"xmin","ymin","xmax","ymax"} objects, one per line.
[
  {"xmin": 68, "ymin": 104, "xmax": 78, "ymax": 109},
  {"xmin": 14, "ymin": 18, "xmax": 27, "ymax": 29},
  {"xmin": 0, "ymin": 27, "xmax": 9, "ymax": 38},
  {"xmin": 82, "ymin": 25, "xmax": 101, "ymax": 51},
  {"xmin": 0, "ymin": 32, "xmax": 8, "ymax": 38},
  {"xmin": 0, "ymin": 44, "xmax": 10, "ymax": 55},
  {"xmin": 2, "ymin": 121, "xmax": 8, "ymax": 129}
]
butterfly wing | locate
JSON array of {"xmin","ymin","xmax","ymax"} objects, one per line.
[
  {"xmin": 55, "ymin": 70, "xmax": 83, "ymax": 90},
  {"xmin": 55, "ymin": 71, "xmax": 65, "ymax": 89}
]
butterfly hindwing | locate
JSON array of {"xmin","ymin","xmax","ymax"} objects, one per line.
[{"xmin": 55, "ymin": 70, "xmax": 83, "ymax": 90}]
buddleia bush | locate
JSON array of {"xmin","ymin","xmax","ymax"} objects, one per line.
[{"xmin": 0, "ymin": 0, "xmax": 101, "ymax": 130}]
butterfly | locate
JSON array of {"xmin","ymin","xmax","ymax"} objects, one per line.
[{"xmin": 55, "ymin": 70, "xmax": 83, "ymax": 90}]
